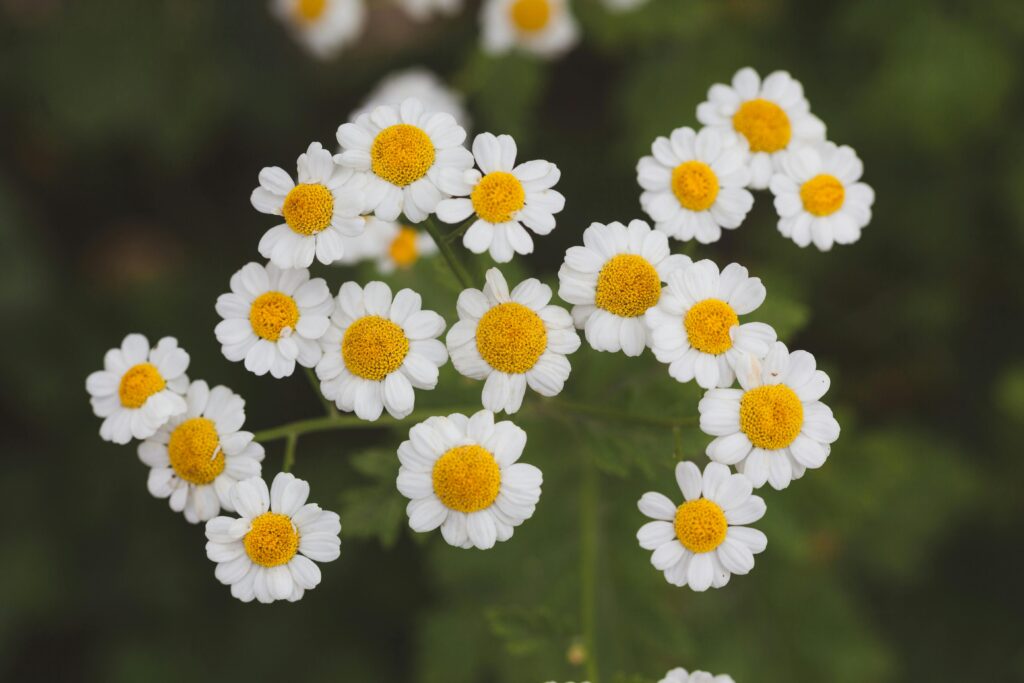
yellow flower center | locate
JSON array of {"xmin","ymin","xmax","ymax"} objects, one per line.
[
  {"xmin": 432, "ymin": 445, "xmax": 502, "ymax": 513},
  {"xmin": 282, "ymin": 183, "xmax": 334, "ymax": 236},
  {"xmin": 243, "ymin": 512, "xmax": 300, "ymax": 568},
  {"xmin": 294, "ymin": 0, "xmax": 327, "ymax": 22},
  {"xmin": 471, "ymin": 171, "xmax": 526, "ymax": 224},
  {"xmin": 475, "ymin": 302, "xmax": 548, "ymax": 374},
  {"xmin": 800, "ymin": 174, "xmax": 845, "ymax": 216},
  {"xmin": 671, "ymin": 161, "xmax": 720, "ymax": 211},
  {"xmin": 389, "ymin": 227, "xmax": 420, "ymax": 268},
  {"xmin": 509, "ymin": 0, "xmax": 551, "ymax": 32},
  {"xmin": 371, "ymin": 124, "xmax": 436, "ymax": 187},
  {"xmin": 731, "ymin": 98, "xmax": 792, "ymax": 153},
  {"xmin": 674, "ymin": 498, "xmax": 728, "ymax": 554},
  {"xmin": 684, "ymin": 298, "xmax": 739, "ymax": 355},
  {"xmin": 739, "ymin": 384, "xmax": 805, "ymax": 450},
  {"xmin": 249, "ymin": 291, "xmax": 300, "ymax": 342},
  {"xmin": 118, "ymin": 363, "xmax": 166, "ymax": 409},
  {"xmin": 167, "ymin": 417, "xmax": 225, "ymax": 485},
  {"xmin": 594, "ymin": 254, "xmax": 661, "ymax": 318},
  {"xmin": 342, "ymin": 316, "xmax": 410, "ymax": 381}
]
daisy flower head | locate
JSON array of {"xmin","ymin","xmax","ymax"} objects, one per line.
[
  {"xmin": 316, "ymin": 281, "xmax": 448, "ymax": 421},
  {"xmin": 646, "ymin": 259, "xmax": 776, "ymax": 389},
  {"xmin": 139, "ymin": 380, "xmax": 264, "ymax": 524},
  {"xmin": 205, "ymin": 472, "xmax": 341, "ymax": 603},
  {"xmin": 215, "ymin": 262, "xmax": 333, "ymax": 379},
  {"xmin": 335, "ymin": 97, "xmax": 474, "ymax": 223},
  {"xmin": 659, "ymin": 668, "xmax": 736, "ymax": 683},
  {"xmin": 436, "ymin": 132, "xmax": 565, "ymax": 263},
  {"xmin": 557, "ymin": 219, "xmax": 691, "ymax": 357},
  {"xmin": 480, "ymin": 0, "xmax": 579, "ymax": 59},
  {"xmin": 86, "ymin": 334, "xmax": 189, "ymax": 445},
  {"xmin": 251, "ymin": 142, "xmax": 366, "ymax": 269},
  {"xmin": 697, "ymin": 67, "xmax": 826, "ymax": 190},
  {"xmin": 637, "ymin": 126, "xmax": 753, "ymax": 244},
  {"xmin": 769, "ymin": 141, "xmax": 875, "ymax": 251},
  {"xmin": 352, "ymin": 67, "xmax": 470, "ymax": 132},
  {"xmin": 355, "ymin": 218, "xmax": 439, "ymax": 274},
  {"xmin": 396, "ymin": 410, "xmax": 542, "ymax": 549},
  {"xmin": 396, "ymin": 0, "xmax": 463, "ymax": 22},
  {"xmin": 637, "ymin": 461, "xmax": 767, "ymax": 591},
  {"xmin": 699, "ymin": 341, "xmax": 840, "ymax": 490},
  {"xmin": 447, "ymin": 268, "xmax": 581, "ymax": 414},
  {"xmin": 271, "ymin": 0, "xmax": 366, "ymax": 60}
]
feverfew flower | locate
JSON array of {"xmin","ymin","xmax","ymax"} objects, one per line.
[
  {"xmin": 480, "ymin": 0, "xmax": 579, "ymax": 59},
  {"xmin": 348, "ymin": 218, "xmax": 438, "ymax": 273},
  {"xmin": 659, "ymin": 668, "xmax": 736, "ymax": 683},
  {"xmin": 352, "ymin": 67, "xmax": 470, "ymax": 131},
  {"xmin": 271, "ymin": 0, "xmax": 365, "ymax": 60}
]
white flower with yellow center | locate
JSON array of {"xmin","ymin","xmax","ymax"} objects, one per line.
[
  {"xmin": 316, "ymin": 281, "xmax": 448, "ymax": 421},
  {"xmin": 557, "ymin": 219, "xmax": 691, "ymax": 357},
  {"xmin": 696, "ymin": 67, "xmax": 826, "ymax": 190},
  {"xmin": 139, "ymin": 380, "xmax": 265, "ymax": 524},
  {"xmin": 205, "ymin": 472, "xmax": 341, "ymax": 603},
  {"xmin": 215, "ymin": 262, "xmax": 333, "ymax": 379},
  {"xmin": 396, "ymin": 0, "xmax": 463, "ymax": 22},
  {"xmin": 637, "ymin": 126, "xmax": 753, "ymax": 244},
  {"xmin": 637, "ymin": 461, "xmax": 767, "ymax": 591},
  {"xmin": 251, "ymin": 142, "xmax": 366, "ymax": 269},
  {"xmin": 447, "ymin": 269, "xmax": 581, "ymax": 414},
  {"xmin": 769, "ymin": 142, "xmax": 875, "ymax": 251},
  {"xmin": 480, "ymin": 0, "xmax": 579, "ymax": 59},
  {"xmin": 335, "ymin": 98, "xmax": 474, "ymax": 223},
  {"xmin": 436, "ymin": 132, "xmax": 565, "ymax": 263},
  {"xmin": 699, "ymin": 341, "xmax": 840, "ymax": 490},
  {"xmin": 646, "ymin": 259, "xmax": 776, "ymax": 389},
  {"xmin": 352, "ymin": 67, "xmax": 470, "ymax": 132},
  {"xmin": 271, "ymin": 0, "xmax": 366, "ymax": 60},
  {"xmin": 86, "ymin": 334, "xmax": 189, "ymax": 445},
  {"xmin": 659, "ymin": 668, "xmax": 736, "ymax": 683},
  {"xmin": 340, "ymin": 217, "xmax": 438, "ymax": 273},
  {"xmin": 396, "ymin": 410, "xmax": 542, "ymax": 550}
]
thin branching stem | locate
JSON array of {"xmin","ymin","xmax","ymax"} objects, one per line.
[
  {"xmin": 422, "ymin": 216, "xmax": 475, "ymax": 289},
  {"xmin": 581, "ymin": 447, "xmax": 601, "ymax": 683},
  {"xmin": 304, "ymin": 366, "xmax": 338, "ymax": 417}
]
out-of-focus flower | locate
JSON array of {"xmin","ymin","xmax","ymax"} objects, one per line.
[
  {"xmin": 480, "ymin": 0, "xmax": 579, "ymax": 59},
  {"xmin": 271, "ymin": 0, "xmax": 365, "ymax": 59}
]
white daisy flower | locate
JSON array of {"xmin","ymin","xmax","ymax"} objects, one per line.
[
  {"xmin": 637, "ymin": 126, "xmax": 753, "ymax": 244},
  {"xmin": 339, "ymin": 217, "xmax": 438, "ymax": 272},
  {"xmin": 436, "ymin": 132, "xmax": 565, "ymax": 263},
  {"xmin": 86, "ymin": 334, "xmax": 189, "ymax": 445},
  {"xmin": 396, "ymin": 410, "xmax": 542, "ymax": 550},
  {"xmin": 769, "ymin": 141, "xmax": 875, "ymax": 251},
  {"xmin": 637, "ymin": 461, "xmax": 767, "ymax": 591},
  {"xmin": 251, "ymin": 142, "xmax": 366, "ymax": 269},
  {"xmin": 205, "ymin": 472, "xmax": 341, "ymax": 603},
  {"xmin": 645, "ymin": 259, "xmax": 777, "ymax": 389},
  {"xmin": 698, "ymin": 341, "xmax": 841, "ymax": 490},
  {"xmin": 139, "ymin": 380, "xmax": 265, "ymax": 524},
  {"xmin": 480, "ymin": 0, "xmax": 579, "ymax": 59},
  {"xmin": 271, "ymin": 0, "xmax": 365, "ymax": 60},
  {"xmin": 696, "ymin": 67, "xmax": 826, "ymax": 189},
  {"xmin": 214, "ymin": 262, "xmax": 333, "ymax": 379},
  {"xmin": 659, "ymin": 668, "xmax": 736, "ymax": 683},
  {"xmin": 335, "ymin": 98, "xmax": 474, "ymax": 223},
  {"xmin": 396, "ymin": 0, "xmax": 463, "ymax": 22},
  {"xmin": 447, "ymin": 268, "xmax": 581, "ymax": 414},
  {"xmin": 316, "ymin": 281, "xmax": 448, "ymax": 421},
  {"xmin": 557, "ymin": 219, "xmax": 691, "ymax": 357}
]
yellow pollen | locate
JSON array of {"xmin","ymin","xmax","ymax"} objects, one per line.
[
  {"xmin": 471, "ymin": 171, "xmax": 526, "ymax": 224},
  {"xmin": 294, "ymin": 0, "xmax": 327, "ymax": 22},
  {"xmin": 684, "ymin": 298, "xmax": 739, "ymax": 355},
  {"xmin": 509, "ymin": 0, "xmax": 551, "ymax": 32},
  {"xmin": 476, "ymin": 302, "xmax": 548, "ymax": 374},
  {"xmin": 243, "ymin": 512, "xmax": 299, "ymax": 568},
  {"xmin": 732, "ymin": 98, "xmax": 792, "ymax": 153},
  {"xmin": 282, "ymin": 183, "xmax": 334, "ymax": 236},
  {"xmin": 674, "ymin": 498, "xmax": 728, "ymax": 553},
  {"xmin": 118, "ymin": 363, "xmax": 165, "ymax": 409},
  {"xmin": 342, "ymin": 316, "xmax": 410, "ymax": 381},
  {"xmin": 800, "ymin": 174, "xmax": 845, "ymax": 216},
  {"xmin": 371, "ymin": 124, "xmax": 436, "ymax": 187},
  {"xmin": 249, "ymin": 291, "xmax": 300, "ymax": 341},
  {"xmin": 671, "ymin": 161, "xmax": 720, "ymax": 211},
  {"xmin": 432, "ymin": 445, "xmax": 502, "ymax": 513},
  {"xmin": 389, "ymin": 227, "xmax": 420, "ymax": 268},
  {"xmin": 740, "ymin": 384, "xmax": 805, "ymax": 450},
  {"xmin": 167, "ymin": 417, "xmax": 224, "ymax": 485},
  {"xmin": 595, "ymin": 254, "xmax": 661, "ymax": 318}
]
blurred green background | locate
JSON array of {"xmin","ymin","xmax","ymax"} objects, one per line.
[{"xmin": 3, "ymin": 0, "xmax": 1023, "ymax": 681}]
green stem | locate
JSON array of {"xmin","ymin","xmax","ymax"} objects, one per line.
[
  {"xmin": 252, "ymin": 405, "xmax": 481, "ymax": 443},
  {"xmin": 304, "ymin": 367, "xmax": 338, "ymax": 417},
  {"xmin": 580, "ymin": 448, "xmax": 600, "ymax": 683},
  {"xmin": 283, "ymin": 432, "xmax": 298, "ymax": 472},
  {"xmin": 444, "ymin": 217, "xmax": 476, "ymax": 244},
  {"xmin": 423, "ymin": 216, "xmax": 475, "ymax": 289}
]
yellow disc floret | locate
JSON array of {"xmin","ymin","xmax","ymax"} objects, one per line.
[
  {"xmin": 243, "ymin": 512, "xmax": 300, "ymax": 567},
  {"xmin": 294, "ymin": 0, "xmax": 327, "ymax": 22},
  {"xmin": 342, "ymin": 315, "xmax": 410, "ymax": 381},
  {"xmin": 731, "ymin": 98, "xmax": 792, "ymax": 153},
  {"xmin": 371, "ymin": 124, "xmax": 436, "ymax": 187},
  {"xmin": 118, "ymin": 363, "xmax": 166, "ymax": 409},
  {"xmin": 476, "ymin": 302, "xmax": 548, "ymax": 374},
  {"xmin": 282, "ymin": 183, "xmax": 335, "ymax": 236},
  {"xmin": 509, "ymin": 0, "xmax": 551, "ymax": 32},
  {"xmin": 389, "ymin": 227, "xmax": 420, "ymax": 268},
  {"xmin": 471, "ymin": 171, "xmax": 526, "ymax": 223},
  {"xmin": 167, "ymin": 417, "xmax": 225, "ymax": 485},
  {"xmin": 800, "ymin": 174, "xmax": 845, "ymax": 216},
  {"xmin": 249, "ymin": 291, "xmax": 300, "ymax": 341},
  {"xmin": 739, "ymin": 384, "xmax": 805, "ymax": 450},
  {"xmin": 595, "ymin": 254, "xmax": 661, "ymax": 318},
  {"xmin": 684, "ymin": 298, "xmax": 739, "ymax": 355},
  {"xmin": 671, "ymin": 161, "xmax": 720, "ymax": 211},
  {"xmin": 432, "ymin": 445, "xmax": 502, "ymax": 513},
  {"xmin": 674, "ymin": 498, "xmax": 728, "ymax": 553}
]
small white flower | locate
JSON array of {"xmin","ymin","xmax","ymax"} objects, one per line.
[
  {"xmin": 396, "ymin": 0, "xmax": 463, "ymax": 22},
  {"xmin": 215, "ymin": 262, "xmax": 333, "ymax": 379},
  {"xmin": 351, "ymin": 67, "xmax": 470, "ymax": 132},
  {"xmin": 447, "ymin": 268, "xmax": 581, "ymax": 414},
  {"xmin": 271, "ymin": 0, "xmax": 365, "ymax": 60},
  {"xmin": 480, "ymin": 0, "xmax": 579, "ymax": 59},
  {"xmin": 251, "ymin": 142, "xmax": 366, "ymax": 268},
  {"xmin": 205, "ymin": 472, "xmax": 341, "ymax": 603},
  {"xmin": 659, "ymin": 668, "xmax": 736, "ymax": 683},
  {"xmin": 139, "ymin": 380, "xmax": 265, "ymax": 524},
  {"xmin": 397, "ymin": 410, "xmax": 542, "ymax": 549},
  {"xmin": 339, "ymin": 217, "xmax": 438, "ymax": 272},
  {"xmin": 637, "ymin": 461, "xmax": 767, "ymax": 591},
  {"xmin": 437, "ymin": 132, "xmax": 565, "ymax": 263},
  {"xmin": 699, "ymin": 341, "xmax": 841, "ymax": 490},
  {"xmin": 86, "ymin": 334, "xmax": 189, "ymax": 445},
  {"xmin": 316, "ymin": 281, "xmax": 448, "ymax": 420},
  {"xmin": 557, "ymin": 219, "xmax": 691, "ymax": 356}
]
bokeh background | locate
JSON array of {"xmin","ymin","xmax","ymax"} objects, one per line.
[{"xmin": 3, "ymin": 0, "xmax": 1024, "ymax": 681}]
